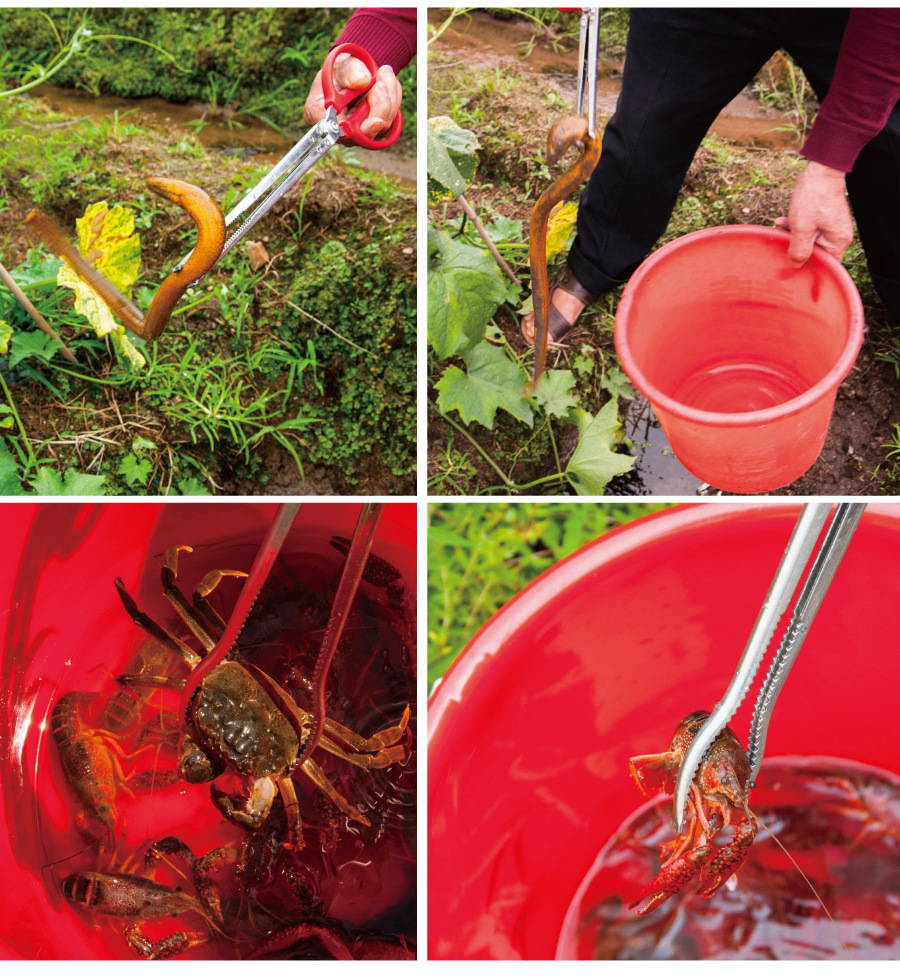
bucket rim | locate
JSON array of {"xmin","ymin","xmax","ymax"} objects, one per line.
[{"xmin": 614, "ymin": 225, "xmax": 865, "ymax": 427}]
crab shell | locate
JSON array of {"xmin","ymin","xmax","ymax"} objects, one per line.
[{"xmin": 182, "ymin": 661, "xmax": 307, "ymax": 782}]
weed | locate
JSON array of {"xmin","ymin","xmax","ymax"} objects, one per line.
[{"xmin": 426, "ymin": 501, "xmax": 672, "ymax": 689}]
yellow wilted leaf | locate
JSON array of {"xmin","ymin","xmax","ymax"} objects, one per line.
[
  {"xmin": 544, "ymin": 201, "xmax": 578, "ymax": 262},
  {"xmin": 57, "ymin": 201, "xmax": 144, "ymax": 367}
]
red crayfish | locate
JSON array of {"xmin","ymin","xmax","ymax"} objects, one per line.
[{"xmin": 628, "ymin": 710, "xmax": 758, "ymax": 914}]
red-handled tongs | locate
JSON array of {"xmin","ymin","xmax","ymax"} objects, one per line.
[{"xmin": 173, "ymin": 42, "xmax": 403, "ymax": 278}]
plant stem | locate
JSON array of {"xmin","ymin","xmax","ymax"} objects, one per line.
[
  {"xmin": 430, "ymin": 398, "xmax": 567, "ymax": 493},
  {"xmin": 0, "ymin": 261, "xmax": 77, "ymax": 363},
  {"xmin": 0, "ymin": 370, "xmax": 37, "ymax": 470},
  {"xmin": 458, "ymin": 196, "xmax": 521, "ymax": 287}
]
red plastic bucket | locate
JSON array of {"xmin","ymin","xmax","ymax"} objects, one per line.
[
  {"xmin": 0, "ymin": 502, "xmax": 416, "ymax": 960},
  {"xmin": 427, "ymin": 502, "xmax": 900, "ymax": 959},
  {"xmin": 614, "ymin": 226, "xmax": 864, "ymax": 492}
]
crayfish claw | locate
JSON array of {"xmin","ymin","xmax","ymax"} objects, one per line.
[{"xmin": 628, "ymin": 846, "xmax": 711, "ymax": 915}]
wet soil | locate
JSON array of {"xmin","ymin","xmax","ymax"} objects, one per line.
[{"xmin": 428, "ymin": 10, "xmax": 900, "ymax": 497}]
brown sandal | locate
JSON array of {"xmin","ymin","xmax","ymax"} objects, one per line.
[{"xmin": 522, "ymin": 264, "xmax": 601, "ymax": 348}]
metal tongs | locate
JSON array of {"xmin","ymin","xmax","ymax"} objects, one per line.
[
  {"xmin": 573, "ymin": 7, "xmax": 600, "ymax": 138},
  {"xmin": 673, "ymin": 502, "xmax": 866, "ymax": 831},
  {"xmin": 173, "ymin": 42, "xmax": 403, "ymax": 280}
]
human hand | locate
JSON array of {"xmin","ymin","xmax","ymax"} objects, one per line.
[
  {"xmin": 303, "ymin": 52, "xmax": 401, "ymax": 140},
  {"xmin": 774, "ymin": 161, "xmax": 854, "ymax": 266}
]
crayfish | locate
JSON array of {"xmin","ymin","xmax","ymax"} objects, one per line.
[
  {"xmin": 62, "ymin": 837, "xmax": 231, "ymax": 959},
  {"xmin": 628, "ymin": 710, "xmax": 758, "ymax": 914}
]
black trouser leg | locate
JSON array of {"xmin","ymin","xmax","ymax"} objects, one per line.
[{"xmin": 568, "ymin": 9, "xmax": 779, "ymax": 294}]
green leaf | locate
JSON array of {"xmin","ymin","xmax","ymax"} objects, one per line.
[
  {"xmin": 177, "ymin": 477, "xmax": 211, "ymax": 496},
  {"xmin": 118, "ymin": 453, "xmax": 152, "ymax": 487},
  {"xmin": 131, "ymin": 435, "xmax": 157, "ymax": 453},
  {"xmin": 427, "ymin": 116, "xmax": 479, "ymax": 205},
  {"xmin": 435, "ymin": 341, "xmax": 533, "ymax": 429},
  {"xmin": 9, "ymin": 253, "xmax": 62, "ymax": 287},
  {"xmin": 0, "ymin": 439, "xmax": 25, "ymax": 495},
  {"xmin": 601, "ymin": 365, "xmax": 636, "ymax": 400},
  {"xmin": 8, "ymin": 330, "xmax": 59, "ymax": 368},
  {"xmin": 565, "ymin": 400, "xmax": 634, "ymax": 495},
  {"xmin": 427, "ymin": 525, "xmax": 477, "ymax": 549},
  {"xmin": 29, "ymin": 467, "xmax": 107, "ymax": 496},
  {"xmin": 532, "ymin": 369, "xmax": 578, "ymax": 419},
  {"xmin": 0, "ymin": 319, "xmax": 11, "ymax": 355},
  {"xmin": 428, "ymin": 227, "xmax": 508, "ymax": 358},
  {"xmin": 484, "ymin": 216, "xmax": 523, "ymax": 244}
]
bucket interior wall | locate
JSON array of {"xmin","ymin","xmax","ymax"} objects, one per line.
[
  {"xmin": 0, "ymin": 502, "xmax": 415, "ymax": 960},
  {"xmin": 427, "ymin": 503, "xmax": 900, "ymax": 960},
  {"xmin": 625, "ymin": 236, "xmax": 851, "ymax": 402}
]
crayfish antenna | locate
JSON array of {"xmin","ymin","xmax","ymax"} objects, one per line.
[{"xmin": 752, "ymin": 807, "xmax": 851, "ymax": 960}]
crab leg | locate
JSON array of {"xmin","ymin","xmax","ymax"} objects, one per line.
[{"xmin": 298, "ymin": 757, "xmax": 370, "ymax": 826}]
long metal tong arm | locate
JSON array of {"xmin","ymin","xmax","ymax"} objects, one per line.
[
  {"xmin": 672, "ymin": 503, "xmax": 835, "ymax": 831},
  {"xmin": 745, "ymin": 502, "xmax": 865, "ymax": 780},
  {"xmin": 178, "ymin": 502, "xmax": 301, "ymax": 719},
  {"xmin": 575, "ymin": 8, "xmax": 600, "ymax": 137},
  {"xmin": 172, "ymin": 113, "xmax": 341, "ymax": 277}
]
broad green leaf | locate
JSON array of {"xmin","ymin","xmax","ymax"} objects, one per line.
[
  {"xmin": 118, "ymin": 453, "xmax": 152, "ymax": 487},
  {"xmin": 484, "ymin": 216, "xmax": 523, "ymax": 244},
  {"xmin": 132, "ymin": 435, "xmax": 157, "ymax": 453},
  {"xmin": 57, "ymin": 201, "xmax": 145, "ymax": 367},
  {"xmin": 10, "ymin": 253, "xmax": 62, "ymax": 286},
  {"xmin": 177, "ymin": 477, "xmax": 211, "ymax": 496},
  {"xmin": 0, "ymin": 405, "xmax": 13, "ymax": 429},
  {"xmin": 601, "ymin": 364, "xmax": 636, "ymax": 400},
  {"xmin": 531, "ymin": 369, "xmax": 578, "ymax": 419},
  {"xmin": 29, "ymin": 467, "xmax": 107, "ymax": 496},
  {"xmin": 565, "ymin": 400, "xmax": 634, "ymax": 495},
  {"xmin": 0, "ymin": 319, "xmax": 11, "ymax": 355},
  {"xmin": 428, "ymin": 227, "xmax": 508, "ymax": 358},
  {"xmin": 544, "ymin": 201, "xmax": 578, "ymax": 261},
  {"xmin": 427, "ymin": 116, "xmax": 478, "ymax": 205},
  {"xmin": 0, "ymin": 438, "xmax": 25, "ymax": 495},
  {"xmin": 8, "ymin": 330, "xmax": 58, "ymax": 368},
  {"xmin": 435, "ymin": 340, "xmax": 533, "ymax": 429}
]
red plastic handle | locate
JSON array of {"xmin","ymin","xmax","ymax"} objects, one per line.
[{"xmin": 321, "ymin": 42, "xmax": 403, "ymax": 150}]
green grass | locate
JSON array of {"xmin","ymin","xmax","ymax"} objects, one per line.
[{"xmin": 427, "ymin": 502, "xmax": 674, "ymax": 690}]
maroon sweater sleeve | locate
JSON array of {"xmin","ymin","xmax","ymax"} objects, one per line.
[
  {"xmin": 801, "ymin": 9, "xmax": 900, "ymax": 171},
  {"xmin": 333, "ymin": 8, "xmax": 417, "ymax": 74}
]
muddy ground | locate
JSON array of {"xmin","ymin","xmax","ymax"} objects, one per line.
[{"xmin": 428, "ymin": 10, "xmax": 900, "ymax": 496}]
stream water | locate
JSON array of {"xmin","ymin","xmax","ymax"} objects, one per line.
[{"xmin": 28, "ymin": 83, "xmax": 416, "ymax": 187}]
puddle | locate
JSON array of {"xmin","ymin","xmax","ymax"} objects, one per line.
[
  {"xmin": 27, "ymin": 82, "xmax": 416, "ymax": 186},
  {"xmin": 605, "ymin": 395, "xmax": 709, "ymax": 495},
  {"xmin": 429, "ymin": 9, "xmax": 800, "ymax": 150}
]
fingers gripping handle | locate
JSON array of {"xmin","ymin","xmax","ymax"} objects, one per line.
[{"xmin": 322, "ymin": 42, "xmax": 403, "ymax": 149}]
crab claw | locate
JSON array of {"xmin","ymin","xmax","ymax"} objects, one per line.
[
  {"xmin": 629, "ymin": 845, "xmax": 711, "ymax": 915},
  {"xmin": 696, "ymin": 817, "xmax": 757, "ymax": 897}
]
